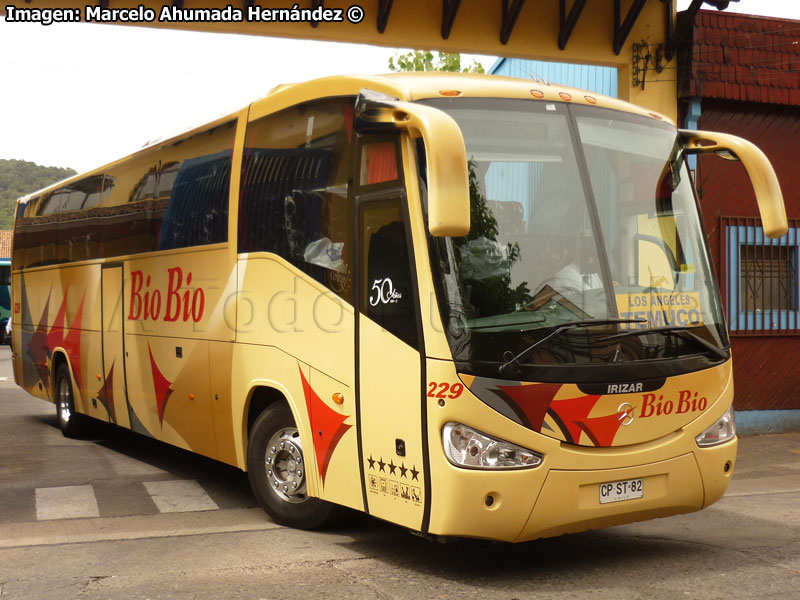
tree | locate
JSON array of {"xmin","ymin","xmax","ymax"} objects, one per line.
[
  {"xmin": 387, "ymin": 50, "xmax": 529, "ymax": 316},
  {"xmin": 388, "ymin": 50, "xmax": 484, "ymax": 73},
  {"xmin": 456, "ymin": 161, "xmax": 530, "ymax": 317},
  {"xmin": 0, "ymin": 159, "xmax": 76, "ymax": 230}
]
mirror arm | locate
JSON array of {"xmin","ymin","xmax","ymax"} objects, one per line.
[
  {"xmin": 679, "ymin": 129, "xmax": 787, "ymax": 238},
  {"xmin": 355, "ymin": 89, "xmax": 470, "ymax": 237}
]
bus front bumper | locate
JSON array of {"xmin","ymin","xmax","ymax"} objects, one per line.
[{"xmin": 427, "ymin": 438, "xmax": 737, "ymax": 543}]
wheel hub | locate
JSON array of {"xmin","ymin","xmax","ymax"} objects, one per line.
[
  {"xmin": 58, "ymin": 376, "xmax": 72, "ymax": 425},
  {"xmin": 265, "ymin": 428, "xmax": 307, "ymax": 503}
]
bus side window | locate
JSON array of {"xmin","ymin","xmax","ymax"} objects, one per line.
[
  {"xmin": 361, "ymin": 197, "xmax": 418, "ymax": 349},
  {"xmin": 17, "ymin": 191, "xmax": 62, "ymax": 268},
  {"xmin": 158, "ymin": 121, "xmax": 236, "ymax": 250},
  {"xmin": 13, "ymin": 200, "xmax": 31, "ymax": 269},
  {"xmin": 239, "ymin": 98, "xmax": 356, "ymax": 304},
  {"xmin": 59, "ymin": 175, "xmax": 104, "ymax": 263},
  {"xmin": 102, "ymin": 156, "xmax": 160, "ymax": 258}
]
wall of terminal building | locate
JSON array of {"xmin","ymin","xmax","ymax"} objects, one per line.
[{"xmin": 693, "ymin": 99, "xmax": 800, "ymax": 414}]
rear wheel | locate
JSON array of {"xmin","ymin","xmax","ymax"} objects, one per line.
[
  {"xmin": 247, "ymin": 403, "xmax": 336, "ymax": 529},
  {"xmin": 55, "ymin": 362, "xmax": 88, "ymax": 438}
]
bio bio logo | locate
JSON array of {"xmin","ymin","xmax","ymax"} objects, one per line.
[
  {"xmin": 128, "ymin": 267, "xmax": 205, "ymax": 323},
  {"xmin": 640, "ymin": 390, "xmax": 708, "ymax": 418}
]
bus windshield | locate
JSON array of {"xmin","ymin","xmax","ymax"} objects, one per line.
[{"xmin": 422, "ymin": 98, "xmax": 728, "ymax": 380}]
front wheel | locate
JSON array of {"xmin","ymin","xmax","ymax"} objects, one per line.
[
  {"xmin": 55, "ymin": 362, "xmax": 89, "ymax": 438},
  {"xmin": 247, "ymin": 403, "xmax": 336, "ymax": 529}
]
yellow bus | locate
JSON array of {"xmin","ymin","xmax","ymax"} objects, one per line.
[{"xmin": 10, "ymin": 73, "xmax": 786, "ymax": 541}]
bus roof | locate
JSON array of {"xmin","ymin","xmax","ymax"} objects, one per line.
[
  {"xmin": 249, "ymin": 72, "xmax": 672, "ymax": 125},
  {"xmin": 17, "ymin": 72, "xmax": 672, "ymax": 204}
]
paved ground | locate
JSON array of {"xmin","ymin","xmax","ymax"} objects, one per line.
[{"xmin": 1, "ymin": 344, "xmax": 800, "ymax": 599}]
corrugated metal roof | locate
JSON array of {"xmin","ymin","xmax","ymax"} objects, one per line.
[{"xmin": 682, "ymin": 9, "xmax": 800, "ymax": 106}]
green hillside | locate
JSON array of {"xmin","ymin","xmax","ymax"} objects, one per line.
[{"xmin": 0, "ymin": 159, "xmax": 77, "ymax": 230}]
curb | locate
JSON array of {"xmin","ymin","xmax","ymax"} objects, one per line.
[{"xmin": 736, "ymin": 410, "xmax": 800, "ymax": 435}]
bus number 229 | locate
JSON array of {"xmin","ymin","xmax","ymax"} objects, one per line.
[{"xmin": 427, "ymin": 382, "xmax": 464, "ymax": 399}]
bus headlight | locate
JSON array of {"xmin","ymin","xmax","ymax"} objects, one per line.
[
  {"xmin": 443, "ymin": 422, "xmax": 543, "ymax": 469},
  {"xmin": 695, "ymin": 406, "xmax": 736, "ymax": 447}
]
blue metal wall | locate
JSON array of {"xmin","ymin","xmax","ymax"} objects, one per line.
[
  {"xmin": 488, "ymin": 58, "xmax": 618, "ymax": 98},
  {"xmin": 482, "ymin": 58, "xmax": 619, "ymax": 231}
]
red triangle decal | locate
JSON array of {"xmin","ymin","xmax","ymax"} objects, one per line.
[
  {"xmin": 298, "ymin": 366, "xmax": 351, "ymax": 486},
  {"xmin": 148, "ymin": 345, "xmax": 173, "ymax": 425}
]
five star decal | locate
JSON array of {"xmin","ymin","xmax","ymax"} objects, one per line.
[
  {"xmin": 366, "ymin": 455, "xmax": 419, "ymax": 481},
  {"xmin": 366, "ymin": 454, "xmax": 422, "ymax": 505}
]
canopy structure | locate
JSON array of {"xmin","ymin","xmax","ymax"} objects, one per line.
[{"xmin": 1, "ymin": 0, "xmax": 739, "ymax": 121}]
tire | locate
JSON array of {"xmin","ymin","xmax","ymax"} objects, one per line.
[
  {"xmin": 55, "ymin": 362, "xmax": 88, "ymax": 438},
  {"xmin": 247, "ymin": 403, "xmax": 336, "ymax": 529}
]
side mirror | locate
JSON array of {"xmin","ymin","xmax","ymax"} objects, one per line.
[
  {"xmin": 679, "ymin": 129, "xmax": 787, "ymax": 238},
  {"xmin": 355, "ymin": 90, "xmax": 470, "ymax": 237}
]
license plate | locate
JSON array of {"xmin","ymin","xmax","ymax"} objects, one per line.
[{"xmin": 599, "ymin": 478, "xmax": 644, "ymax": 504}]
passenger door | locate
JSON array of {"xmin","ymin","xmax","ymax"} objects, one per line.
[
  {"xmin": 100, "ymin": 264, "xmax": 130, "ymax": 429},
  {"xmin": 355, "ymin": 136, "xmax": 427, "ymax": 530}
]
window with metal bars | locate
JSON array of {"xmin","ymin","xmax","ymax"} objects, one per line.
[{"xmin": 723, "ymin": 218, "xmax": 800, "ymax": 334}]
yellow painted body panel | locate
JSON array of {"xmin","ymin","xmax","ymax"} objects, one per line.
[
  {"xmin": 235, "ymin": 254, "xmax": 355, "ymax": 388},
  {"xmin": 359, "ymin": 315, "xmax": 425, "ymax": 530},
  {"xmin": 101, "ymin": 266, "xmax": 130, "ymax": 429},
  {"xmin": 229, "ymin": 343, "xmax": 362, "ymax": 511},
  {"xmin": 121, "ymin": 245, "xmax": 235, "ymax": 457},
  {"xmin": 12, "ymin": 264, "xmax": 104, "ymax": 412},
  {"xmin": 209, "ymin": 341, "xmax": 237, "ymax": 466},
  {"xmin": 309, "ymin": 366, "xmax": 362, "ymax": 512},
  {"xmin": 519, "ymin": 453, "xmax": 705, "ymax": 541}
]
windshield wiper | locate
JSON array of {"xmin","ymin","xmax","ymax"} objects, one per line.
[
  {"xmin": 599, "ymin": 326, "xmax": 728, "ymax": 360},
  {"xmin": 499, "ymin": 318, "xmax": 646, "ymax": 374}
]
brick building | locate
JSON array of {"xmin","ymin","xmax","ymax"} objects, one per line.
[{"xmin": 679, "ymin": 10, "xmax": 800, "ymax": 429}]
